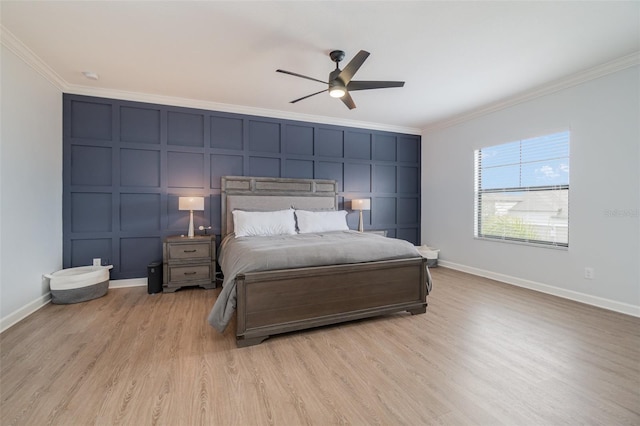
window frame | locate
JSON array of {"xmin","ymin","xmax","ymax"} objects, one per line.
[{"xmin": 474, "ymin": 131, "xmax": 570, "ymax": 249}]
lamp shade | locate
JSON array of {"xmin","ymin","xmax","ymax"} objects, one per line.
[
  {"xmin": 351, "ymin": 199, "xmax": 371, "ymax": 211},
  {"xmin": 178, "ymin": 197, "xmax": 205, "ymax": 211}
]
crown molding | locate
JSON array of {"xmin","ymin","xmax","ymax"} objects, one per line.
[
  {"xmin": 423, "ymin": 51, "xmax": 640, "ymax": 133},
  {"xmin": 64, "ymin": 84, "xmax": 422, "ymax": 135},
  {"xmin": 1, "ymin": 24, "xmax": 420, "ymax": 136},
  {"xmin": 8, "ymin": 18, "xmax": 634, "ymax": 138},
  {"xmin": 0, "ymin": 25, "xmax": 67, "ymax": 91}
]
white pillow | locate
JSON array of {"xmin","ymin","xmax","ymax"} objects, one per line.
[
  {"xmin": 232, "ymin": 209, "xmax": 296, "ymax": 237},
  {"xmin": 295, "ymin": 210, "xmax": 349, "ymax": 233}
]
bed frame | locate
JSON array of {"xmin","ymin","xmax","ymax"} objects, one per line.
[{"xmin": 221, "ymin": 176, "xmax": 429, "ymax": 347}]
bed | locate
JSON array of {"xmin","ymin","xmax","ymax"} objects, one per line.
[{"xmin": 208, "ymin": 176, "xmax": 431, "ymax": 347}]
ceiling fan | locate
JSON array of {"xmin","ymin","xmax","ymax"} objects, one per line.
[{"xmin": 276, "ymin": 50, "xmax": 405, "ymax": 110}]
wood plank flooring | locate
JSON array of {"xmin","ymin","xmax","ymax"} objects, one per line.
[{"xmin": 1, "ymin": 267, "xmax": 638, "ymax": 425}]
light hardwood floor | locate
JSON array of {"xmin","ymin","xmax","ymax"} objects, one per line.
[{"xmin": 1, "ymin": 267, "xmax": 639, "ymax": 425}]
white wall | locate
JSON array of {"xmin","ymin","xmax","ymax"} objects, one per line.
[
  {"xmin": 421, "ymin": 66, "xmax": 639, "ymax": 314},
  {"xmin": 0, "ymin": 45, "xmax": 63, "ymax": 329}
]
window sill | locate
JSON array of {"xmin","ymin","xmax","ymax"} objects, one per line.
[{"xmin": 474, "ymin": 236, "xmax": 568, "ymax": 251}]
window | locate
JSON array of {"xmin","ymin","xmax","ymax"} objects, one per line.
[{"xmin": 474, "ymin": 131, "xmax": 570, "ymax": 247}]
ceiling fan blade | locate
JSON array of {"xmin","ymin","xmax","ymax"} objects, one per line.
[
  {"xmin": 347, "ymin": 80, "xmax": 405, "ymax": 91},
  {"xmin": 276, "ymin": 69, "xmax": 327, "ymax": 85},
  {"xmin": 337, "ymin": 50, "xmax": 370, "ymax": 85},
  {"xmin": 290, "ymin": 89, "xmax": 328, "ymax": 104},
  {"xmin": 340, "ymin": 91, "xmax": 356, "ymax": 110}
]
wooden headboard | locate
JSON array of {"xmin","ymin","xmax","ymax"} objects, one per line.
[{"xmin": 221, "ymin": 176, "xmax": 338, "ymax": 237}]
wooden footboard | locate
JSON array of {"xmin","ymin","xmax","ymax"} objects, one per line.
[{"xmin": 235, "ymin": 257, "xmax": 428, "ymax": 347}]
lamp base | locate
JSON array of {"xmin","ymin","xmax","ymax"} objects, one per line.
[
  {"xmin": 358, "ymin": 210, "xmax": 364, "ymax": 232},
  {"xmin": 188, "ymin": 210, "xmax": 195, "ymax": 237}
]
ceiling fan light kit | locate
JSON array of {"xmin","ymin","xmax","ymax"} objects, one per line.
[
  {"xmin": 329, "ymin": 82, "xmax": 346, "ymax": 98},
  {"xmin": 277, "ymin": 49, "xmax": 404, "ymax": 110},
  {"xmin": 329, "ymin": 87, "xmax": 346, "ymax": 98}
]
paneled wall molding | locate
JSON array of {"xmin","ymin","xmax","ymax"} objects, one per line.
[
  {"xmin": 424, "ymin": 51, "xmax": 640, "ymax": 133},
  {"xmin": 64, "ymin": 94, "xmax": 421, "ymax": 279}
]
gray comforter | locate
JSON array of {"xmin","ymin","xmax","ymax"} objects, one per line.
[{"xmin": 207, "ymin": 230, "xmax": 422, "ymax": 332}]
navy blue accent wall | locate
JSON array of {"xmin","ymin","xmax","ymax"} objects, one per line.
[{"xmin": 63, "ymin": 94, "xmax": 421, "ymax": 279}]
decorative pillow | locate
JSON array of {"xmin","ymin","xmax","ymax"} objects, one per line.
[
  {"xmin": 232, "ymin": 209, "xmax": 296, "ymax": 237},
  {"xmin": 295, "ymin": 210, "xmax": 349, "ymax": 233}
]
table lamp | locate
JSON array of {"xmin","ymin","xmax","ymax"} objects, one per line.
[
  {"xmin": 178, "ymin": 196, "xmax": 205, "ymax": 237},
  {"xmin": 351, "ymin": 198, "xmax": 371, "ymax": 232}
]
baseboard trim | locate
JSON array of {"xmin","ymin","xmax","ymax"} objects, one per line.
[
  {"xmin": 0, "ymin": 292, "xmax": 52, "ymax": 333},
  {"xmin": 108, "ymin": 278, "xmax": 147, "ymax": 289},
  {"xmin": 0, "ymin": 278, "xmax": 148, "ymax": 334},
  {"xmin": 438, "ymin": 260, "xmax": 640, "ymax": 318}
]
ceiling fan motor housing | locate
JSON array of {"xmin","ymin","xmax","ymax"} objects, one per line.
[{"xmin": 329, "ymin": 68, "xmax": 344, "ymax": 85}]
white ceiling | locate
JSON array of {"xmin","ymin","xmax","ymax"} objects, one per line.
[{"xmin": 2, "ymin": 1, "xmax": 639, "ymax": 133}]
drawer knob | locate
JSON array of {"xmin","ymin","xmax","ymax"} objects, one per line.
[
  {"xmin": 184, "ymin": 271, "xmax": 197, "ymax": 275},
  {"xmin": 183, "ymin": 249, "xmax": 197, "ymax": 253}
]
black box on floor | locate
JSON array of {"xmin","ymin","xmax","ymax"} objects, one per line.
[{"xmin": 147, "ymin": 261, "xmax": 163, "ymax": 294}]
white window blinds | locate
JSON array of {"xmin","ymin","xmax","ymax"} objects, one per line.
[{"xmin": 474, "ymin": 131, "xmax": 570, "ymax": 247}]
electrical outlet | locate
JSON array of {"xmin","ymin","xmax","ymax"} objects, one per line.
[
  {"xmin": 93, "ymin": 258, "xmax": 101, "ymax": 266},
  {"xmin": 584, "ymin": 267, "xmax": 595, "ymax": 279}
]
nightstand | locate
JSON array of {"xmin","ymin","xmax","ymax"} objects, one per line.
[{"xmin": 163, "ymin": 235, "xmax": 216, "ymax": 292}]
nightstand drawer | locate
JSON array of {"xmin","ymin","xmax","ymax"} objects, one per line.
[
  {"xmin": 167, "ymin": 242, "xmax": 210, "ymax": 260},
  {"xmin": 168, "ymin": 264, "xmax": 212, "ymax": 282}
]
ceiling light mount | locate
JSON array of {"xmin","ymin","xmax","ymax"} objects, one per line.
[{"xmin": 329, "ymin": 50, "xmax": 346, "ymax": 66}]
